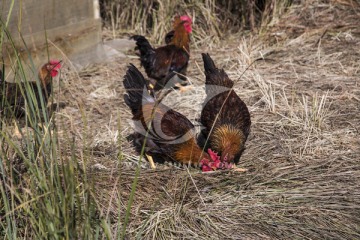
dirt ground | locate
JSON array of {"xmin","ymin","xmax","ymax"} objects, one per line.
[{"xmin": 52, "ymin": 2, "xmax": 359, "ymax": 239}]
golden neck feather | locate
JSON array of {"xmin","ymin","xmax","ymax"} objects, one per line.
[
  {"xmin": 171, "ymin": 22, "xmax": 190, "ymax": 51},
  {"xmin": 38, "ymin": 66, "xmax": 51, "ymax": 87},
  {"xmin": 174, "ymin": 138, "xmax": 205, "ymax": 165},
  {"xmin": 210, "ymin": 125, "xmax": 245, "ymax": 153}
]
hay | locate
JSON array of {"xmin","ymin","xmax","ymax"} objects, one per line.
[
  {"xmin": 99, "ymin": 0, "xmax": 291, "ymax": 45},
  {"xmin": 66, "ymin": 1, "xmax": 360, "ymax": 238},
  {"xmin": 3, "ymin": 0, "xmax": 360, "ymax": 238},
  {"xmin": 54, "ymin": 0, "xmax": 360, "ymax": 237},
  {"xmin": 91, "ymin": 162, "xmax": 360, "ymax": 239}
]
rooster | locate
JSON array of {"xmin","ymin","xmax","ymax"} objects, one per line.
[
  {"xmin": 198, "ymin": 53, "xmax": 251, "ymax": 171},
  {"xmin": 130, "ymin": 15, "xmax": 192, "ymax": 91},
  {"xmin": 0, "ymin": 60, "xmax": 62, "ymax": 118},
  {"xmin": 123, "ymin": 64, "xmax": 222, "ymax": 170}
]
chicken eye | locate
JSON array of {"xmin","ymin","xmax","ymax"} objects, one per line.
[{"xmin": 223, "ymin": 152, "xmax": 230, "ymax": 162}]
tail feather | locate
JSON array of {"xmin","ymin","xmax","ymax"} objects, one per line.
[
  {"xmin": 202, "ymin": 53, "xmax": 218, "ymax": 75},
  {"xmin": 130, "ymin": 35, "xmax": 156, "ymax": 76},
  {"xmin": 130, "ymin": 35, "xmax": 155, "ymax": 56},
  {"xmin": 123, "ymin": 64, "xmax": 154, "ymax": 115},
  {"xmin": 202, "ymin": 53, "xmax": 233, "ymax": 88}
]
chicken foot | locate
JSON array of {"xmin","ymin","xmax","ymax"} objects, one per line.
[
  {"xmin": 145, "ymin": 154, "xmax": 156, "ymax": 169},
  {"xmin": 232, "ymin": 164, "xmax": 248, "ymax": 172}
]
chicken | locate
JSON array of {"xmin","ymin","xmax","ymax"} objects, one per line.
[
  {"xmin": 130, "ymin": 15, "xmax": 192, "ymax": 91},
  {"xmin": 123, "ymin": 64, "xmax": 219, "ymax": 169},
  {"xmin": 198, "ymin": 53, "xmax": 251, "ymax": 171},
  {"xmin": 0, "ymin": 60, "xmax": 62, "ymax": 119}
]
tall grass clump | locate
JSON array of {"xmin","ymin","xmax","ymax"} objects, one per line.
[{"xmin": 0, "ymin": 19, "xmax": 115, "ymax": 239}]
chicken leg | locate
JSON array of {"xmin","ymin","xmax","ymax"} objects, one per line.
[
  {"xmin": 232, "ymin": 164, "xmax": 248, "ymax": 172},
  {"xmin": 145, "ymin": 154, "xmax": 156, "ymax": 169},
  {"xmin": 174, "ymin": 83, "xmax": 193, "ymax": 93},
  {"xmin": 148, "ymin": 83, "xmax": 155, "ymax": 90}
]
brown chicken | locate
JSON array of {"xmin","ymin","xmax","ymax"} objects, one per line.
[
  {"xmin": 130, "ymin": 15, "xmax": 192, "ymax": 91},
  {"xmin": 0, "ymin": 60, "xmax": 62, "ymax": 119},
  {"xmin": 198, "ymin": 53, "xmax": 251, "ymax": 171},
  {"xmin": 123, "ymin": 64, "xmax": 219, "ymax": 169}
]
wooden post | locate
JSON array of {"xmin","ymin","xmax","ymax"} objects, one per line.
[{"xmin": 1, "ymin": 0, "xmax": 101, "ymax": 81}]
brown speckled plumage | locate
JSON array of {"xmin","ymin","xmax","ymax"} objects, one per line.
[
  {"xmin": 123, "ymin": 64, "xmax": 210, "ymax": 165},
  {"xmin": 198, "ymin": 53, "xmax": 251, "ymax": 164}
]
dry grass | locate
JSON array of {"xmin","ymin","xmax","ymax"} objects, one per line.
[
  {"xmin": 100, "ymin": 0, "xmax": 291, "ymax": 46},
  {"xmin": 2, "ymin": 0, "xmax": 360, "ymax": 238},
  {"xmin": 53, "ymin": 1, "xmax": 360, "ymax": 238},
  {"xmin": 43, "ymin": 1, "xmax": 360, "ymax": 238}
]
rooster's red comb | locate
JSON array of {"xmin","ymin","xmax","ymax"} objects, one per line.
[
  {"xmin": 208, "ymin": 149, "xmax": 220, "ymax": 162},
  {"xmin": 49, "ymin": 60, "xmax": 62, "ymax": 70},
  {"xmin": 180, "ymin": 15, "xmax": 192, "ymax": 23}
]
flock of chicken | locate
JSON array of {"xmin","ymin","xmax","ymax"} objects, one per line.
[
  {"xmin": 0, "ymin": 15, "xmax": 251, "ymax": 172},
  {"xmin": 126, "ymin": 15, "xmax": 251, "ymax": 172}
]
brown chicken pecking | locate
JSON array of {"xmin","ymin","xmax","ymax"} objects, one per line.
[
  {"xmin": 130, "ymin": 15, "xmax": 192, "ymax": 91},
  {"xmin": 198, "ymin": 53, "xmax": 251, "ymax": 171},
  {"xmin": 123, "ymin": 64, "xmax": 219, "ymax": 169},
  {"xmin": 0, "ymin": 60, "xmax": 62, "ymax": 119}
]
